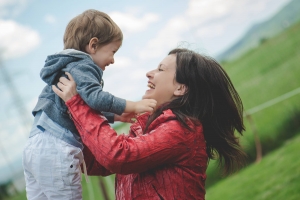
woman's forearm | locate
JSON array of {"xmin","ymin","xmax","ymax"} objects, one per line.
[{"xmin": 82, "ymin": 144, "xmax": 113, "ymax": 176}]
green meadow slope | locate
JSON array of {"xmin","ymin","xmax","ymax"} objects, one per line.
[
  {"xmin": 205, "ymin": 20, "xmax": 300, "ymax": 187},
  {"xmin": 206, "ymin": 133, "xmax": 300, "ymax": 200},
  {"xmin": 226, "ymin": 20, "xmax": 300, "ymax": 157}
]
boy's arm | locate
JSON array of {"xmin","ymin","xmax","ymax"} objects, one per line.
[
  {"xmin": 68, "ymin": 64, "xmax": 126, "ymax": 115},
  {"xmin": 68, "ymin": 64, "xmax": 156, "ymax": 115},
  {"xmin": 124, "ymin": 99, "xmax": 157, "ymax": 113}
]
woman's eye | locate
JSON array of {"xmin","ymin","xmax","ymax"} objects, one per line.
[{"xmin": 158, "ymin": 68, "xmax": 163, "ymax": 71}]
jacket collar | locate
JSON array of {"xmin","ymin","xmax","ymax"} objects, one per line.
[{"xmin": 132, "ymin": 109, "xmax": 177, "ymax": 135}]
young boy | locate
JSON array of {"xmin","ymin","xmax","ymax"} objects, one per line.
[{"xmin": 22, "ymin": 9, "xmax": 156, "ymax": 199}]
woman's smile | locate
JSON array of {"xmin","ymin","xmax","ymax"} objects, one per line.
[{"xmin": 147, "ymin": 81, "xmax": 155, "ymax": 89}]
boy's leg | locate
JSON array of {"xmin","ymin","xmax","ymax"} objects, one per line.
[
  {"xmin": 43, "ymin": 135, "xmax": 84, "ymax": 200},
  {"xmin": 23, "ymin": 137, "xmax": 48, "ymax": 200},
  {"xmin": 23, "ymin": 168, "xmax": 48, "ymax": 200},
  {"xmin": 23, "ymin": 129, "xmax": 84, "ymax": 200}
]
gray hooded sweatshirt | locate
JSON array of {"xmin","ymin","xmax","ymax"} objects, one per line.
[{"xmin": 32, "ymin": 49, "xmax": 126, "ymax": 135}]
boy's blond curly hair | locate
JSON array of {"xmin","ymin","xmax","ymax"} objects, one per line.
[{"xmin": 63, "ymin": 9, "xmax": 123, "ymax": 52}]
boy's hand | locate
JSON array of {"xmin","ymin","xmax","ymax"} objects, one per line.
[
  {"xmin": 114, "ymin": 113, "xmax": 136, "ymax": 123},
  {"xmin": 125, "ymin": 99, "xmax": 157, "ymax": 114},
  {"xmin": 133, "ymin": 99, "xmax": 157, "ymax": 114}
]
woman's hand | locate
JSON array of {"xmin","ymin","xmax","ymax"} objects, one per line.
[{"xmin": 52, "ymin": 72, "xmax": 78, "ymax": 102}]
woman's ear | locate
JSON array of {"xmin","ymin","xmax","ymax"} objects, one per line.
[
  {"xmin": 85, "ymin": 37, "xmax": 99, "ymax": 54},
  {"xmin": 174, "ymin": 84, "xmax": 187, "ymax": 96}
]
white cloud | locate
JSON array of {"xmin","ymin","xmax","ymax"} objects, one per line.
[
  {"xmin": 0, "ymin": 0, "xmax": 29, "ymax": 17},
  {"xmin": 138, "ymin": 16, "xmax": 189, "ymax": 60},
  {"xmin": 0, "ymin": 19, "xmax": 41, "ymax": 60},
  {"xmin": 109, "ymin": 11, "xmax": 159, "ymax": 34},
  {"xmin": 139, "ymin": 0, "xmax": 291, "ymax": 59},
  {"xmin": 196, "ymin": 24, "xmax": 226, "ymax": 38},
  {"xmin": 186, "ymin": 0, "xmax": 275, "ymax": 22},
  {"xmin": 45, "ymin": 14, "xmax": 56, "ymax": 24},
  {"xmin": 112, "ymin": 56, "xmax": 132, "ymax": 69},
  {"xmin": 186, "ymin": 0, "xmax": 232, "ymax": 22},
  {"xmin": 102, "ymin": 61, "xmax": 149, "ymax": 100},
  {"xmin": 0, "ymin": 0, "xmax": 38, "ymax": 59}
]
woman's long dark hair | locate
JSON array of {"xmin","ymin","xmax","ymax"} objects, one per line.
[{"xmin": 144, "ymin": 48, "xmax": 246, "ymax": 174}]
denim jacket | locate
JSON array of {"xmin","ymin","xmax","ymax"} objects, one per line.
[{"xmin": 32, "ymin": 49, "xmax": 126, "ymax": 136}]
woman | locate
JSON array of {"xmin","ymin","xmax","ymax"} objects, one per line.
[{"xmin": 53, "ymin": 48, "xmax": 246, "ymax": 199}]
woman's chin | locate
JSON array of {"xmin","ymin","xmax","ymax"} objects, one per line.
[
  {"xmin": 142, "ymin": 90, "xmax": 151, "ymax": 99},
  {"xmin": 142, "ymin": 94, "xmax": 149, "ymax": 99}
]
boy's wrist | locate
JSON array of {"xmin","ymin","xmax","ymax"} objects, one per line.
[
  {"xmin": 124, "ymin": 100, "xmax": 136, "ymax": 113},
  {"xmin": 114, "ymin": 114, "xmax": 120, "ymax": 122}
]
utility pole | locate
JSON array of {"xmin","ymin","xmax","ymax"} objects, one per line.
[
  {"xmin": 0, "ymin": 58, "xmax": 32, "ymax": 193},
  {"xmin": 0, "ymin": 60, "xmax": 32, "ymax": 132}
]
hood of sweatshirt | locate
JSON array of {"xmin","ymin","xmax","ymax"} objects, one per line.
[{"xmin": 40, "ymin": 49, "xmax": 93, "ymax": 85}]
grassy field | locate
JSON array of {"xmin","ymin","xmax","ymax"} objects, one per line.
[
  {"xmin": 206, "ymin": 133, "xmax": 300, "ymax": 200},
  {"xmin": 3, "ymin": 176, "xmax": 116, "ymax": 200},
  {"xmin": 81, "ymin": 175, "xmax": 115, "ymax": 200},
  {"xmin": 205, "ymin": 20, "xmax": 300, "ymax": 187}
]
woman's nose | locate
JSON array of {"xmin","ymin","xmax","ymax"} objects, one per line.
[
  {"xmin": 146, "ymin": 70, "xmax": 154, "ymax": 78},
  {"xmin": 111, "ymin": 58, "xmax": 115, "ymax": 64}
]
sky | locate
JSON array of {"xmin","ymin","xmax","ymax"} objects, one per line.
[{"xmin": 0, "ymin": 0, "xmax": 292, "ymax": 183}]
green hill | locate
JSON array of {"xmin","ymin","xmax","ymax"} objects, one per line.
[
  {"xmin": 226, "ymin": 19, "xmax": 300, "ymax": 154},
  {"xmin": 206, "ymin": 133, "xmax": 300, "ymax": 200},
  {"xmin": 205, "ymin": 19, "xmax": 300, "ymax": 187}
]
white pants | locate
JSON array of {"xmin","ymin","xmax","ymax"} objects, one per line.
[{"xmin": 22, "ymin": 129, "xmax": 84, "ymax": 200}]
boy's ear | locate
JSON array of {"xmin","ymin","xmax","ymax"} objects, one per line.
[
  {"xmin": 174, "ymin": 84, "xmax": 187, "ymax": 96},
  {"xmin": 85, "ymin": 37, "xmax": 99, "ymax": 54}
]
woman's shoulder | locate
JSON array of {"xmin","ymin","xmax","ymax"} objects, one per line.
[
  {"xmin": 152, "ymin": 109, "xmax": 202, "ymax": 132},
  {"xmin": 133, "ymin": 109, "xmax": 203, "ymax": 136},
  {"xmin": 152, "ymin": 109, "xmax": 178, "ymax": 126}
]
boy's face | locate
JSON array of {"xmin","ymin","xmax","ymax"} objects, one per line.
[{"xmin": 91, "ymin": 40, "xmax": 122, "ymax": 71}]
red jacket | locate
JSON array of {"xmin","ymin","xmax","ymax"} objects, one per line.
[{"xmin": 66, "ymin": 95, "xmax": 208, "ymax": 199}]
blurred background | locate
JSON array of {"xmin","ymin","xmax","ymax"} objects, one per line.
[{"xmin": 0, "ymin": 0, "xmax": 299, "ymax": 199}]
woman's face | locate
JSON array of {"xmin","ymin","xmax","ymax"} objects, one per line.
[{"xmin": 143, "ymin": 54, "xmax": 182, "ymax": 108}]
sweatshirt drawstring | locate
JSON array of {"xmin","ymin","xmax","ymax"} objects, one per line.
[{"xmin": 80, "ymin": 160, "xmax": 89, "ymax": 183}]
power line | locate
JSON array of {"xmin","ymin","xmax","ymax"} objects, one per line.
[
  {"xmin": 243, "ymin": 86, "xmax": 300, "ymax": 163},
  {"xmin": 244, "ymin": 87, "xmax": 300, "ymax": 116}
]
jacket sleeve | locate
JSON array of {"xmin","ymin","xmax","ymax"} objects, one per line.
[
  {"xmin": 82, "ymin": 144, "xmax": 113, "ymax": 176},
  {"xmin": 102, "ymin": 112, "xmax": 115, "ymax": 124},
  {"xmin": 66, "ymin": 94, "xmax": 194, "ymax": 175},
  {"xmin": 68, "ymin": 63, "xmax": 126, "ymax": 115}
]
